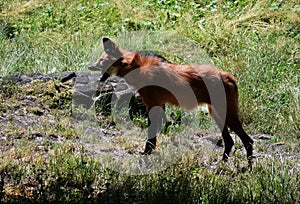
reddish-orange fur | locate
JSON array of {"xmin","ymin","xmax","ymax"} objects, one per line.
[{"xmin": 89, "ymin": 37, "xmax": 254, "ymax": 166}]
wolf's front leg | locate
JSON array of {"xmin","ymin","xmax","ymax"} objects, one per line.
[{"xmin": 143, "ymin": 106, "xmax": 166, "ymax": 154}]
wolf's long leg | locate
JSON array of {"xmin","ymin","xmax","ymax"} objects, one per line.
[
  {"xmin": 143, "ymin": 106, "xmax": 166, "ymax": 154},
  {"xmin": 226, "ymin": 117, "xmax": 254, "ymax": 166},
  {"xmin": 208, "ymin": 105, "xmax": 234, "ymax": 161}
]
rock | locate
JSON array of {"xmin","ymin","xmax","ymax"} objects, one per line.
[
  {"xmin": 48, "ymin": 71, "xmax": 76, "ymax": 83},
  {"xmin": 0, "ymin": 71, "xmax": 76, "ymax": 85},
  {"xmin": 0, "ymin": 71, "xmax": 148, "ymax": 121},
  {"xmin": 252, "ymin": 133, "xmax": 273, "ymax": 140}
]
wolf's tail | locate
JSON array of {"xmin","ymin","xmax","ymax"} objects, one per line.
[{"xmin": 221, "ymin": 71, "xmax": 238, "ymax": 91}]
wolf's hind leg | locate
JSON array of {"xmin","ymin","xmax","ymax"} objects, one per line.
[{"xmin": 208, "ymin": 105, "xmax": 234, "ymax": 161}]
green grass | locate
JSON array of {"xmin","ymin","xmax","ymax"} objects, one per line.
[
  {"xmin": 1, "ymin": 0, "xmax": 299, "ymax": 136},
  {"xmin": 0, "ymin": 0, "xmax": 299, "ymax": 203},
  {"xmin": 1, "ymin": 139, "xmax": 299, "ymax": 203}
]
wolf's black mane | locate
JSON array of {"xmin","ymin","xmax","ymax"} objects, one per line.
[{"xmin": 137, "ymin": 51, "xmax": 170, "ymax": 63}]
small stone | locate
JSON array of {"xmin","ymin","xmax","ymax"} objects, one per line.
[{"xmin": 258, "ymin": 134, "xmax": 272, "ymax": 140}]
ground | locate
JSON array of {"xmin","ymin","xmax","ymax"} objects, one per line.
[{"xmin": 0, "ymin": 72, "xmax": 299, "ymax": 203}]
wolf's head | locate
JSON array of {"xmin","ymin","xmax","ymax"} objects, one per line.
[{"xmin": 89, "ymin": 37, "xmax": 139, "ymax": 82}]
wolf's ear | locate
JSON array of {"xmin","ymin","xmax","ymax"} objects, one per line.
[
  {"xmin": 122, "ymin": 52, "xmax": 141, "ymax": 67},
  {"xmin": 102, "ymin": 37, "xmax": 122, "ymax": 58}
]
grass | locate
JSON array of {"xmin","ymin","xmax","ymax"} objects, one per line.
[{"xmin": 0, "ymin": 0, "xmax": 299, "ymax": 203}]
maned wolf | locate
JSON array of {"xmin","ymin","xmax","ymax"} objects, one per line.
[{"xmin": 89, "ymin": 37, "xmax": 254, "ymax": 165}]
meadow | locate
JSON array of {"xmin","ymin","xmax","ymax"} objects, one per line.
[{"xmin": 0, "ymin": 0, "xmax": 299, "ymax": 203}]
